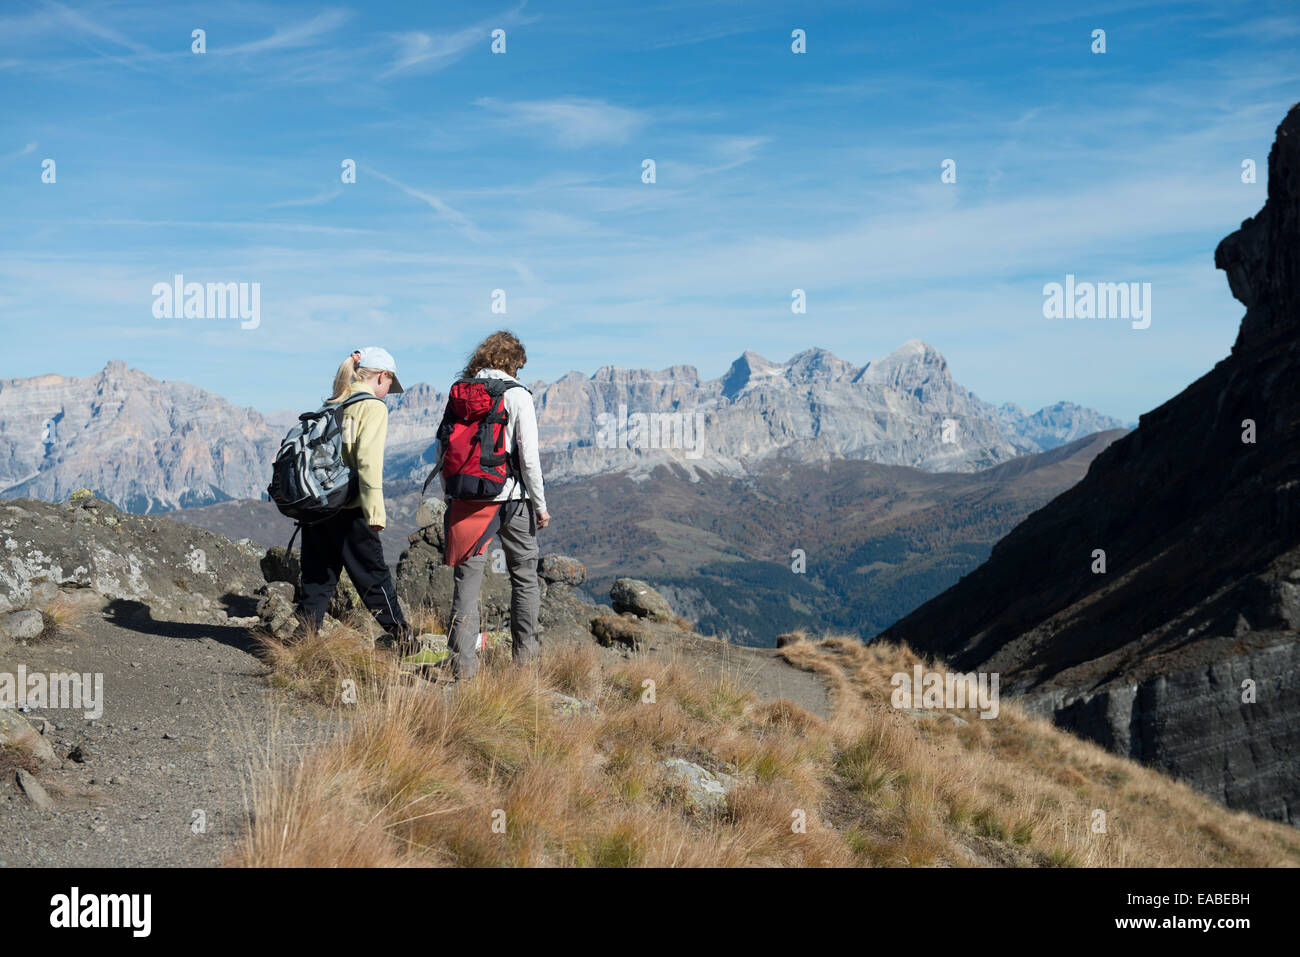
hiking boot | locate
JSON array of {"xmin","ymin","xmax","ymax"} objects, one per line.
[{"xmin": 373, "ymin": 635, "xmax": 403, "ymax": 658}]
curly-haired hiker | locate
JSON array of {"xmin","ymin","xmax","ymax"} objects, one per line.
[{"xmin": 431, "ymin": 331, "xmax": 551, "ymax": 681}]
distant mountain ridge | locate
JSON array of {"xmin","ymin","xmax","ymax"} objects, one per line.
[
  {"xmin": 0, "ymin": 342, "xmax": 1124, "ymax": 512},
  {"xmin": 382, "ymin": 339, "xmax": 1125, "ymax": 484},
  {"xmin": 0, "ymin": 360, "xmax": 279, "ymax": 512}
]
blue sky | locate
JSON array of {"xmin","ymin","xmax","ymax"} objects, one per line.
[{"xmin": 1, "ymin": 0, "xmax": 1296, "ymax": 422}]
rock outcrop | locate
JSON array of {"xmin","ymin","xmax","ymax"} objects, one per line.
[
  {"xmin": 658, "ymin": 758, "xmax": 737, "ymax": 814},
  {"xmin": 0, "ymin": 492, "xmax": 267, "ymax": 627},
  {"xmin": 391, "ymin": 500, "xmax": 715, "ymax": 658},
  {"xmin": 882, "ymin": 105, "xmax": 1300, "ymax": 824},
  {"xmin": 260, "ymin": 545, "xmax": 361, "ymax": 622},
  {"xmin": 590, "ymin": 612, "xmax": 650, "ymax": 649},
  {"xmin": 610, "ymin": 578, "xmax": 674, "ymax": 621},
  {"xmin": 394, "ymin": 496, "xmax": 601, "ymax": 645}
]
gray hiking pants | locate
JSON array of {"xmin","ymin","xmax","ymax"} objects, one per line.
[{"xmin": 448, "ymin": 500, "xmax": 540, "ymax": 680}]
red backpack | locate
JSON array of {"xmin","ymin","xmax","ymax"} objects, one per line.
[{"xmin": 427, "ymin": 377, "xmax": 527, "ymax": 499}]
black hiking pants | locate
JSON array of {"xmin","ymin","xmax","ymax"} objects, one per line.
[{"xmin": 295, "ymin": 508, "xmax": 410, "ymax": 639}]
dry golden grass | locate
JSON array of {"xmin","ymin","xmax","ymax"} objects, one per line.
[
  {"xmin": 230, "ymin": 629, "xmax": 1300, "ymax": 868},
  {"xmin": 42, "ymin": 593, "xmax": 94, "ymax": 637},
  {"xmin": 779, "ymin": 636, "xmax": 1300, "ymax": 867},
  {"xmin": 407, "ymin": 603, "xmax": 447, "ymax": 637},
  {"xmin": 255, "ymin": 625, "xmax": 398, "ymax": 703}
]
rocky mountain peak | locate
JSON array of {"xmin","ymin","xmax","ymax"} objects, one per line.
[
  {"xmin": 858, "ymin": 338, "xmax": 948, "ymax": 383},
  {"xmin": 719, "ymin": 349, "xmax": 782, "ymax": 398},
  {"xmin": 783, "ymin": 347, "xmax": 858, "ymax": 383},
  {"xmin": 1215, "ymin": 103, "xmax": 1300, "ymax": 351}
]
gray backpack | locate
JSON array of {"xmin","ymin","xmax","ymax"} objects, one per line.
[{"xmin": 266, "ymin": 393, "xmax": 381, "ymax": 532}]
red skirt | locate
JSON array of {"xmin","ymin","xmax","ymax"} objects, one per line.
[{"xmin": 442, "ymin": 499, "xmax": 504, "ymax": 566}]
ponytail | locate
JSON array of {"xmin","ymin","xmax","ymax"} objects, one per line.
[
  {"xmin": 326, "ymin": 351, "xmax": 386, "ymax": 404},
  {"xmin": 326, "ymin": 354, "xmax": 359, "ymax": 404}
]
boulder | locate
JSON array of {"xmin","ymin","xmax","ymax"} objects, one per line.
[
  {"xmin": 0, "ymin": 610, "xmax": 48, "ymax": 641},
  {"xmin": 548, "ymin": 692, "xmax": 601, "ymax": 717},
  {"xmin": 254, "ymin": 581, "xmax": 298, "ymax": 638},
  {"xmin": 409, "ymin": 524, "xmax": 446, "ymax": 552},
  {"xmin": 27, "ymin": 579, "xmax": 59, "ymax": 609},
  {"xmin": 259, "ymin": 546, "xmax": 300, "ymax": 586},
  {"xmin": 610, "ymin": 578, "xmax": 673, "ymax": 621},
  {"xmin": 0, "ymin": 711, "xmax": 59, "ymax": 767},
  {"xmin": 395, "ymin": 537, "xmax": 513, "ymax": 628},
  {"xmin": 539, "ymin": 555, "xmax": 587, "ymax": 586},
  {"xmin": 416, "ymin": 496, "xmax": 447, "ymax": 532},
  {"xmin": 15, "ymin": 768, "xmax": 56, "ymax": 810},
  {"xmin": 538, "ymin": 582, "xmax": 601, "ymax": 643},
  {"xmin": 396, "ymin": 633, "xmax": 452, "ymax": 671},
  {"xmin": 590, "ymin": 612, "xmax": 649, "ymax": 649},
  {"xmin": 659, "ymin": 758, "xmax": 729, "ymax": 814},
  {"xmin": 902, "ymin": 708, "xmax": 970, "ymax": 728},
  {"xmin": 261, "ymin": 546, "xmax": 360, "ymax": 620}
]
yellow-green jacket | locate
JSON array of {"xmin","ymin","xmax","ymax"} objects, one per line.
[{"xmin": 339, "ymin": 382, "xmax": 388, "ymax": 528}]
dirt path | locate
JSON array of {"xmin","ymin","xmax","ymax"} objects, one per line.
[{"xmin": 0, "ymin": 614, "xmax": 325, "ymax": 867}]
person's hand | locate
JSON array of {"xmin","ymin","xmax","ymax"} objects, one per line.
[
  {"xmin": 536, "ymin": 510, "xmax": 551, "ymax": 529},
  {"xmin": 370, "ymin": 524, "xmax": 384, "ymax": 532}
]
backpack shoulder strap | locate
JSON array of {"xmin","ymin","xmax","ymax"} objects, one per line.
[
  {"xmin": 328, "ymin": 392, "xmax": 384, "ymax": 424},
  {"xmin": 335, "ymin": 392, "xmax": 384, "ymax": 410},
  {"xmin": 482, "ymin": 377, "xmax": 528, "ymax": 397}
]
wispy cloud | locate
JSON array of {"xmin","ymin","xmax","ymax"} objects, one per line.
[
  {"xmin": 362, "ymin": 166, "xmax": 486, "ymax": 242},
  {"xmin": 639, "ymin": 17, "xmax": 767, "ymax": 50},
  {"xmin": 43, "ymin": 0, "xmax": 152, "ymax": 55},
  {"xmin": 658, "ymin": 135, "xmax": 768, "ymax": 181},
  {"xmin": 475, "ymin": 96, "xmax": 647, "ymax": 147},
  {"xmin": 379, "ymin": 3, "xmax": 531, "ymax": 79},
  {"xmin": 1207, "ymin": 15, "xmax": 1300, "ymax": 40},
  {"xmin": 267, "ymin": 186, "xmax": 344, "ymax": 209},
  {"xmin": 218, "ymin": 9, "xmax": 351, "ymax": 56},
  {"xmin": 4, "ymin": 142, "xmax": 38, "ymax": 159},
  {"xmin": 380, "ymin": 26, "xmax": 483, "ymax": 77}
]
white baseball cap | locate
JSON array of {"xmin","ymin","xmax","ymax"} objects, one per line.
[{"xmin": 354, "ymin": 346, "xmax": 404, "ymax": 393}]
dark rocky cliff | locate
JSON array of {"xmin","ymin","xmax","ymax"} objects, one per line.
[{"xmin": 881, "ymin": 104, "xmax": 1300, "ymax": 824}]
